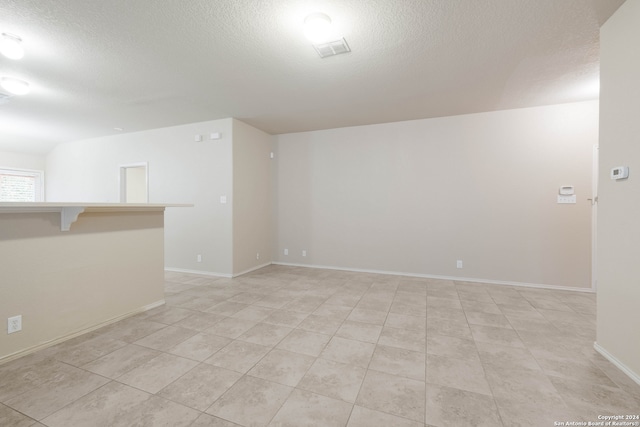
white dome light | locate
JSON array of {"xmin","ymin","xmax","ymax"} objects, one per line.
[
  {"xmin": 304, "ymin": 13, "xmax": 333, "ymax": 44},
  {"xmin": 0, "ymin": 33, "xmax": 25, "ymax": 60},
  {"xmin": 1, "ymin": 77, "xmax": 31, "ymax": 95}
]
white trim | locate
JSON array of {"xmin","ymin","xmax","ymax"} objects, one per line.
[
  {"xmin": 232, "ymin": 262, "xmax": 272, "ymax": 278},
  {"xmin": 271, "ymin": 262, "xmax": 595, "ymax": 293},
  {"xmin": 0, "ymin": 299, "xmax": 165, "ymax": 365},
  {"xmin": 594, "ymin": 342, "xmax": 640, "ymax": 387},
  {"xmin": 165, "ymin": 267, "xmax": 233, "ymax": 278}
]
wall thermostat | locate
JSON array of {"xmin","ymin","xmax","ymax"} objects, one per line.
[
  {"xmin": 611, "ymin": 166, "xmax": 629, "ymax": 180},
  {"xmin": 559, "ymin": 186, "xmax": 574, "ymax": 195}
]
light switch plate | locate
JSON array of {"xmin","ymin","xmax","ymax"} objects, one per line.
[{"xmin": 557, "ymin": 195, "xmax": 576, "ymax": 204}]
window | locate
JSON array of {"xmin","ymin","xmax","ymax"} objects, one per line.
[{"xmin": 0, "ymin": 168, "xmax": 44, "ymax": 202}]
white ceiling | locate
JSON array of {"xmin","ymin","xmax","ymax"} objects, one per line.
[{"xmin": 0, "ymin": 0, "xmax": 625, "ymax": 154}]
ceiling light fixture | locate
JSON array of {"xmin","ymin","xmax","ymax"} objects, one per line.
[
  {"xmin": 1, "ymin": 77, "xmax": 31, "ymax": 95},
  {"xmin": 304, "ymin": 13, "xmax": 333, "ymax": 44},
  {"xmin": 0, "ymin": 33, "xmax": 25, "ymax": 60}
]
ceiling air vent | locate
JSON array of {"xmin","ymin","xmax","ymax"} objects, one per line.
[{"xmin": 313, "ymin": 38, "xmax": 351, "ymax": 58}]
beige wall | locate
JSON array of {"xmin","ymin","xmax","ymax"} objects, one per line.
[
  {"xmin": 274, "ymin": 102, "xmax": 597, "ymax": 289},
  {"xmin": 46, "ymin": 119, "xmax": 235, "ymax": 276},
  {"xmin": 0, "ymin": 210, "xmax": 165, "ymax": 361},
  {"xmin": 232, "ymin": 119, "xmax": 274, "ymax": 275},
  {"xmin": 597, "ymin": 0, "xmax": 640, "ymax": 381}
]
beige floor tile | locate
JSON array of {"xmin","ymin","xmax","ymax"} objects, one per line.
[
  {"xmin": 426, "ymin": 353, "xmax": 491, "ymax": 396},
  {"xmin": 167, "ymin": 333, "xmax": 232, "ymax": 361},
  {"xmin": 49, "ymin": 334, "xmax": 128, "ymax": 367},
  {"xmin": 346, "ymin": 308, "xmax": 388, "ymax": 325},
  {"xmin": 347, "ymin": 405, "xmax": 423, "ymax": 427},
  {"xmin": 116, "ymin": 353, "xmax": 198, "ymax": 394},
  {"xmin": 97, "ymin": 318, "xmax": 168, "ymax": 342},
  {"xmin": 356, "ymin": 369, "xmax": 426, "ymax": 423},
  {"xmin": 390, "ymin": 301, "xmax": 428, "ymax": 317},
  {"xmin": 269, "ymin": 389, "xmax": 352, "ymax": 427},
  {"xmin": 133, "ymin": 325, "xmax": 198, "ymax": 351},
  {"xmin": 238, "ymin": 323, "xmax": 293, "ymax": 347},
  {"xmin": 385, "ymin": 313, "xmax": 426, "ymax": 332},
  {"xmin": 41, "ymin": 381, "xmax": 200, "ymax": 427},
  {"xmin": 426, "ymin": 317, "xmax": 473, "ymax": 340},
  {"xmin": 426, "ymin": 334, "xmax": 479, "ymax": 361},
  {"xmin": 262, "ymin": 310, "xmax": 309, "ymax": 328},
  {"xmin": 494, "ymin": 395, "xmax": 586, "ymax": 427},
  {"xmin": 180, "ymin": 296, "xmax": 226, "ymax": 311},
  {"xmin": 297, "ymin": 314, "xmax": 344, "ymax": 335},
  {"xmin": 335, "ymin": 320, "xmax": 382, "ymax": 344},
  {"xmin": 298, "ymin": 358, "xmax": 366, "ymax": 403},
  {"xmin": 175, "ymin": 312, "xmax": 227, "ymax": 331},
  {"xmin": 276, "ymin": 329, "xmax": 332, "ymax": 357},
  {"xmin": 206, "ymin": 376, "xmax": 293, "ymax": 426},
  {"xmin": 425, "ymin": 384, "xmax": 503, "ymax": 427},
  {"xmin": 484, "ymin": 367, "xmax": 565, "ymax": 405},
  {"xmin": 254, "ymin": 295, "xmax": 293, "ymax": 309},
  {"xmin": 355, "ymin": 298, "xmax": 392, "ymax": 312},
  {"xmin": 203, "ymin": 340, "xmax": 271, "ymax": 373},
  {"xmin": 228, "ymin": 292, "xmax": 264, "ymax": 305},
  {"xmin": 470, "ymin": 324, "xmax": 524, "ymax": 348},
  {"xmin": 82, "ymin": 344, "xmax": 160, "ymax": 378},
  {"xmin": 312, "ymin": 303, "xmax": 353, "ymax": 320},
  {"xmin": 248, "ymin": 349, "xmax": 315, "ymax": 387},
  {"xmin": 320, "ymin": 336, "xmax": 376, "ymax": 368},
  {"xmin": 465, "ymin": 311, "xmax": 513, "ymax": 329},
  {"xmin": 461, "ymin": 300, "xmax": 503, "ymax": 314},
  {"xmin": 146, "ymin": 307, "xmax": 197, "ymax": 324},
  {"xmin": 369, "ymin": 345, "xmax": 425, "ymax": 381},
  {"xmin": 205, "ymin": 301, "xmax": 250, "ymax": 316},
  {"xmin": 427, "ymin": 296, "xmax": 462, "ymax": 310},
  {"xmin": 536, "ymin": 356, "xmax": 617, "ymax": 387},
  {"xmin": 232, "ymin": 306, "xmax": 275, "ymax": 322},
  {"xmin": 191, "ymin": 413, "xmax": 242, "ymax": 426},
  {"xmin": 425, "ymin": 306, "xmax": 465, "ymax": 322},
  {"xmin": 158, "ymin": 364, "xmax": 241, "ymax": 411},
  {"xmin": 549, "ymin": 376, "xmax": 640, "ymax": 417},
  {"xmin": 0, "ymin": 403, "xmax": 38, "ymax": 427},
  {"xmin": 378, "ymin": 326, "xmax": 426, "ymax": 353},
  {"xmin": 203, "ymin": 317, "xmax": 259, "ymax": 339},
  {"xmin": 4, "ymin": 363, "xmax": 110, "ymax": 420},
  {"xmin": 475, "ymin": 341, "xmax": 540, "ymax": 372},
  {"xmin": 282, "ymin": 297, "xmax": 326, "ymax": 313}
]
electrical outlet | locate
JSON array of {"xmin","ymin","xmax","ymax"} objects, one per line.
[
  {"xmin": 284, "ymin": 249, "xmax": 288, "ymax": 255},
  {"xmin": 302, "ymin": 250, "xmax": 307, "ymax": 257},
  {"xmin": 197, "ymin": 254, "xmax": 202, "ymax": 263},
  {"xmin": 456, "ymin": 260, "xmax": 463, "ymax": 269},
  {"xmin": 8, "ymin": 315, "xmax": 22, "ymax": 334},
  {"xmin": 256, "ymin": 252, "xmax": 260, "ymax": 260}
]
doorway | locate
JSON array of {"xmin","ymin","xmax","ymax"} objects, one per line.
[{"xmin": 120, "ymin": 163, "xmax": 148, "ymax": 203}]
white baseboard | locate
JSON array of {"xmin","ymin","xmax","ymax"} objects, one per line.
[
  {"xmin": 0, "ymin": 299, "xmax": 165, "ymax": 365},
  {"xmin": 166, "ymin": 263, "xmax": 274, "ymax": 279},
  {"xmin": 165, "ymin": 267, "xmax": 233, "ymax": 278},
  {"xmin": 594, "ymin": 342, "xmax": 640, "ymax": 387},
  {"xmin": 232, "ymin": 262, "xmax": 273, "ymax": 278},
  {"xmin": 271, "ymin": 262, "xmax": 594, "ymax": 293}
]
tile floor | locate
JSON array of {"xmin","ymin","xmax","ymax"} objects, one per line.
[{"xmin": 1, "ymin": 265, "xmax": 639, "ymax": 426}]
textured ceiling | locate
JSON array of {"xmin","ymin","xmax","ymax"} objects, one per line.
[{"xmin": 0, "ymin": 0, "xmax": 626, "ymax": 154}]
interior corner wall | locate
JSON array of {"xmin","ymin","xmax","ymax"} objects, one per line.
[
  {"xmin": 45, "ymin": 119, "xmax": 234, "ymax": 276},
  {"xmin": 273, "ymin": 101, "xmax": 598, "ymax": 289},
  {"xmin": 0, "ymin": 150, "xmax": 46, "ymax": 172},
  {"xmin": 232, "ymin": 119, "xmax": 274, "ymax": 276},
  {"xmin": 597, "ymin": 0, "xmax": 640, "ymax": 381}
]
